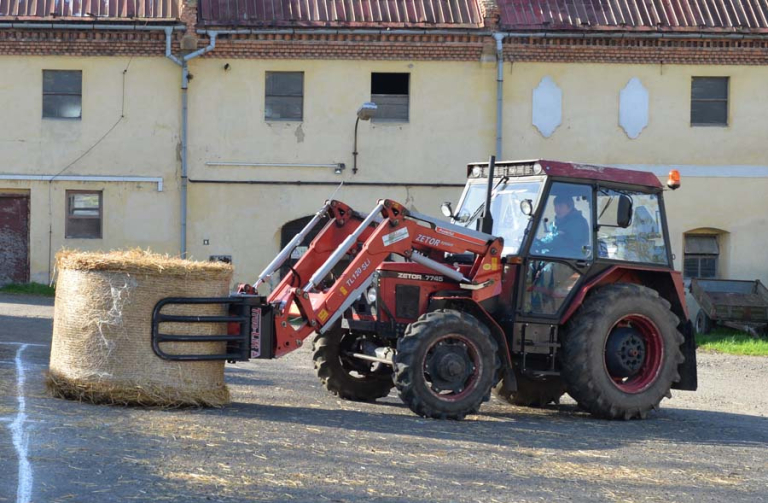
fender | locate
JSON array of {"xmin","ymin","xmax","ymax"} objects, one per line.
[
  {"xmin": 561, "ymin": 265, "xmax": 696, "ymax": 391},
  {"xmin": 428, "ymin": 296, "xmax": 514, "ymax": 387}
]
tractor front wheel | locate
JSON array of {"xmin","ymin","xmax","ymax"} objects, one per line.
[
  {"xmin": 561, "ymin": 284, "xmax": 684, "ymax": 420},
  {"xmin": 494, "ymin": 368, "xmax": 566, "ymax": 407},
  {"xmin": 313, "ymin": 327, "xmax": 394, "ymax": 402},
  {"xmin": 394, "ymin": 310, "xmax": 500, "ymax": 420}
]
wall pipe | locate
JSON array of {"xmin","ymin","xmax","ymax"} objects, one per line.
[
  {"xmin": 493, "ymin": 33, "xmax": 506, "ymax": 160},
  {"xmin": 165, "ymin": 27, "xmax": 217, "ymax": 258}
]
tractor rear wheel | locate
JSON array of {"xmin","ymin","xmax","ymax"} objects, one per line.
[
  {"xmin": 394, "ymin": 310, "xmax": 500, "ymax": 420},
  {"xmin": 561, "ymin": 284, "xmax": 684, "ymax": 420},
  {"xmin": 494, "ymin": 368, "xmax": 566, "ymax": 407},
  {"xmin": 312, "ymin": 327, "xmax": 394, "ymax": 402}
]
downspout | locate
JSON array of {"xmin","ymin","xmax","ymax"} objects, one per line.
[
  {"xmin": 165, "ymin": 27, "xmax": 217, "ymax": 258},
  {"xmin": 493, "ymin": 32, "xmax": 506, "ymax": 160}
]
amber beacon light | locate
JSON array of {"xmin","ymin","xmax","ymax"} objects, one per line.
[{"xmin": 667, "ymin": 169, "xmax": 681, "ymax": 190}]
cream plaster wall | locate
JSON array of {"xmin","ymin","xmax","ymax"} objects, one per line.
[
  {"xmin": 3, "ymin": 55, "xmax": 767, "ymax": 289},
  {"xmin": 0, "ymin": 56, "xmax": 182, "ymax": 282}
]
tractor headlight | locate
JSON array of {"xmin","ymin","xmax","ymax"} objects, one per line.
[{"xmin": 366, "ymin": 287, "xmax": 377, "ymax": 305}]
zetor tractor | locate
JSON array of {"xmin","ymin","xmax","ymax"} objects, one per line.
[{"xmin": 152, "ymin": 158, "xmax": 697, "ymax": 420}]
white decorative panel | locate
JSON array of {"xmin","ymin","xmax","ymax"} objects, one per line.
[
  {"xmin": 619, "ymin": 78, "xmax": 649, "ymax": 139},
  {"xmin": 532, "ymin": 76, "xmax": 562, "ymax": 138}
]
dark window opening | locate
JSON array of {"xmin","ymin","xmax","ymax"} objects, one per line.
[
  {"xmin": 265, "ymin": 72, "xmax": 303, "ymax": 121},
  {"xmin": 371, "ymin": 73, "xmax": 409, "ymax": 122},
  {"xmin": 683, "ymin": 235, "xmax": 718, "ymax": 279},
  {"xmin": 66, "ymin": 190, "xmax": 102, "ymax": 239},
  {"xmin": 691, "ymin": 77, "xmax": 728, "ymax": 126},
  {"xmin": 43, "ymin": 70, "xmax": 82, "ymax": 120}
]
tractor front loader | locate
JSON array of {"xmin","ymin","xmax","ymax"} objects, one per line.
[{"xmin": 152, "ymin": 158, "xmax": 697, "ymax": 421}]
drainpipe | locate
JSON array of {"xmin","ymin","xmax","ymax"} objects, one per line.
[
  {"xmin": 493, "ymin": 33, "xmax": 506, "ymax": 160},
  {"xmin": 165, "ymin": 27, "xmax": 217, "ymax": 258}
]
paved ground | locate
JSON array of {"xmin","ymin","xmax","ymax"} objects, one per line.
[{"xmin": 1, "ymin": 293, "xmax": 766, "ymax": 503}]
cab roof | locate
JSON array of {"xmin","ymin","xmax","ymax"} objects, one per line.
[{"xmin": 466, "ymin": 159, "xmax": 663, "ymax": 189}]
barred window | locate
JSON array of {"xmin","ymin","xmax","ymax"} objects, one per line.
[
  {"xmin": 683, "ymin": 235, "xmax": 718, "ymax": 279},
  {"xmin": 265, "ymin": 72, "xmax": 303, "ymax": 121},
  {"xmin": 43, "ymin": 70, "xmax": 82, "ymax": 120}
]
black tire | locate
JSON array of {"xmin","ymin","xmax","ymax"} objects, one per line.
[
  {"xmin": 494, "ymin": 368, "xmax": 566, "ymax": 407},
  {"xmin": 312, "ymin": 327, "xmax": 394, "ymax": 402},
  {"xmin": 561, "ymin": 283, "xmax": 685, "ymax": 420},
  {"xmin": 695, "ymin": 309, "xmax": 713, "ymax": 335},
  {"xmin": 394, "ymin": 310, "xmax": 500, "ymax": 420}
]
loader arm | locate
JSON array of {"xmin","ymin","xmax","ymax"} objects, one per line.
[{"xmin": 270, "ymin": 198, "xmax": 504, "ymax": 357}]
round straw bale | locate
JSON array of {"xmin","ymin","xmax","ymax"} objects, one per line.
[{"xmin": 48, "ymin": 249, "xmax": 234, "ymax": 407}]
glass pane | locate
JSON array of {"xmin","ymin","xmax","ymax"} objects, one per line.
[
  {"xmin": 597, "ymin": 191, "xmax": 667, "ymax": 264},
  {"xmin": 691, "ymin": 100, "xmax": 727, "ymax": 125},
  {"xmin": 43, "ymin": 70, "xmax": 82, "ymax": 94},
  {"xmin": 265, "ymin": 96, "xmax": 303, "ymax": 120},
  {"xmin": 69, "ymin": 193, "xmax": 99, "ymax": 214},
  {"xmin": 371, "ymin": 94, "xmax": 409, "ymax": 121},
  {"xmin": 691, "ymin": 77, "xmax": 728, "ymax": 100},
  {"xmin": 265, "ymin": 72, "xmax": 303, "ymax": 97},
  {"xmin": 700, "ymin": 257, "xmax": 717, "ymax": 278},
  {"xmin": 532, "ymin": 182, "xmax": 593, "ymax": 260},
  {"xmin": 523, "ymin": 260, "xmax": 582, "ymax": 315},
  {"xmin": 66, "ymin": 218, "xmax": 101, "ymax": 239},
  {"xmin": 683, "ymin": 257, "xmax": 699, "ymax": 278},
  {"xmin": 491, "ymin": 181, "xmax": 542, "ymax": 256},
  {"xmin": 43, "ymin": 95, "xmax": 82, "ymax": 119}
]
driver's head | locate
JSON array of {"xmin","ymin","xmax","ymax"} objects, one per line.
[{"xmin": 554, "ymin": 195, "xmax": 574, "ymax": 218}]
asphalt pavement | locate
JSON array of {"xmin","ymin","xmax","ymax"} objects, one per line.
[{"xmin": 1, "ymin": 293, "xmax": 766, "ymax": 503}]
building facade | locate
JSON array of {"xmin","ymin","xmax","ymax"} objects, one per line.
[{"xmin": 1, "ymin": 0, "xmax": 767, "ymax": 299}]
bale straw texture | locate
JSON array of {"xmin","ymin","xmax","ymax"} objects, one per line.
[{"xmin": 48, "ymin": 250, "xmax": 234, "ymax": 407}]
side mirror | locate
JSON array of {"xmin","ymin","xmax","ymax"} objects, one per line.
[
  {"xmin": 617, "ymin": 195, "xmax": 633, "ymax": 228},
  {"xmin": 520, "ymin": 199, "xmax": 534, "ymax": 216},
  {"xmin": 440, "ymin": 202, "xmax": 454, "ymax": 218}
]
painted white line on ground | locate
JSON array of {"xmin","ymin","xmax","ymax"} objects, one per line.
[
  {"xmin": 0, "ymin": 342, "xmax": 46, "ymax": 347},
  {"xmin": 6, "ymin": 344, "xmax": 33, "ymax": 503}
]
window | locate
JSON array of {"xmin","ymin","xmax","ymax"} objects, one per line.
[
  {"xmin": 691, "ymin": 77, "xmax": 728, "ymax": 126},
  {"xmin": 43, "ymin": 70, "xmax": 82, "ymax": 119},
  {"xmin": 371, "ymin": 73, "xmax": 409, "ymax": 122},
  {"xmin": 66, "ymin": 191, "xmax": 102, "ymax": 239},
  {"xmin": 683, "ymin": 235, "xmax": 719, "ymax": 279},
  {"xmin": 532, "ymin": 183, "xmax": 593, "ymax": 260},
  {"xmin": 596, "ymin": 190, "xmax": 668, "ymax": 265},
  {"xmin": 265, "ymin": 72, "xmax": 303, "ymax": 121}
]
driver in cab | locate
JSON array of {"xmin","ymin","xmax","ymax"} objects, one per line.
[{"xmin": 537, "ymin": 195, "xmax": 590, "ymax": 258}]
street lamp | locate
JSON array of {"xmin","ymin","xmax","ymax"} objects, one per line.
[{"xmin": 353, "ymin": 102, "xmax": 377, "ymax": 175}]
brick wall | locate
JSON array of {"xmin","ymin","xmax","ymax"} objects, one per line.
[
  {"xmin": 504, "ymin": 37, "xmax": 768, "ymax": 66},
  {"xmin": 1, "ymin": 25, "xmax": 768, "ymax": 65}
]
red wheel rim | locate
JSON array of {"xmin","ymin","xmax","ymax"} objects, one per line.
[
  {"xmin": 605, "ymin": 315, "xmax": 664, "ymax": 394},
  {"xmin": 421, "ymin": 334, "xmax": 482, "ymax": 402}
]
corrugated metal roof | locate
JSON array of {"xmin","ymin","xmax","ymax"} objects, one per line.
[
  {"xmin": 199, "ymin": 0, "xmax": 483, "ymax": 27},
  {"xmin": 498, "ymin": 0, "xmax": 768, "ymax": 31},
  {"xmin": 0, "ymin": 0, "xmax": 179, "ymax": 20}
]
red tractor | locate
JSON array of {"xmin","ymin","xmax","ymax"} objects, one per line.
[{"xmin": 152, "ymin": 158, "xmax": 697, "ymax": 420}]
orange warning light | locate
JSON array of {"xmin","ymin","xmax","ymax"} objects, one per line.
[{"xmin": 667, "ymin": 169, "xmax": 681, "ymax": 190}]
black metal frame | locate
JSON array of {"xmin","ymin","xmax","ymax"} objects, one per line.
[{"xmin": 151, "ymin": 295, "xmax": 270, "ymax": 362}]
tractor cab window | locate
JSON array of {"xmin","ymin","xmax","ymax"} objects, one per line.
[
  {"xmin": 531, "ymin": 183, "xmax": 593, "ymax": 260},
  {"xmin": 597, "ymin": 190, "xmax": 668, "ymax": 265},
  {"xmin": 454, "ymin": 180, "xmax": 542, "ymax": 256}
]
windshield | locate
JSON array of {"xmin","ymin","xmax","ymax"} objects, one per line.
[{"xmin": 455, "ymin": 179, "xmax": 543, "ymax": 256}]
